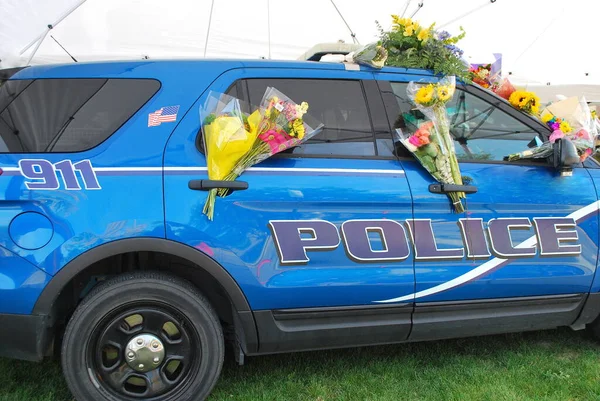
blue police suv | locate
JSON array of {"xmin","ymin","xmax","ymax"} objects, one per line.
[{"xmin": 1, "ymin": 59, "xmax": 600, "ymax": 401}]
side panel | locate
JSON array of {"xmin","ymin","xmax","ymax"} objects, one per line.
[
  {"xmin": 0, "ymin": 247, "xmax": 51, "ymax": 314},
  {"xmin": 0, "ymin": 78, "xmax": 193, "ymax": 278}
]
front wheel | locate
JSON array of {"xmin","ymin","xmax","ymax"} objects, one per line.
[{"xmin": 61, "ymin": 272, "xmax": 224, "ymax": 401}]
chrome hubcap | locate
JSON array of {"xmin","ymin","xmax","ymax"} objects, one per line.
[{"xmin": 124, "ymin": 333, "xmax": 165, "ymax": 373}]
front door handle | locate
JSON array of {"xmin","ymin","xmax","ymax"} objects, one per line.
[
  {"xmin": 429, "ymin": 183, "xmax": 478, "ymax": 194},
  {"xmin": 188, "ymin": 179, "xmax": 249, "ymax": 192}
]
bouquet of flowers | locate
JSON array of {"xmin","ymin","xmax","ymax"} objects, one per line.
[
  {"xmin": 200, "ymin": 87, "xmax": 323, "ymax": 220},
  {"xmin": 402, "ymin": 77, "xmax": 466, "ymax": 212},
  {"xmin": 217, "ymin": 88, "xmax": 322, "ymax": 197},
  {"xmin": 468, "ymin": 64, "xmax": 494, "ymax": 89},
  {"xmin": 379, "ymin": 16, "xmax": 469, "ymax": 81},
  {"xmin": 200, "ymin": 93, "xmax": 262, "ymax": 219},
  {"xmin": 506, "ymin": 96, "xmax": 595, "ymax": 162},
  {"xmin": 508, "ymin": 90, "xmax": 541, "ymax": 116}
]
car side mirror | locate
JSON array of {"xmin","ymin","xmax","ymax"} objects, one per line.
[{"xmin": 553, "ymin": 138, "xmax": 579, "ymax": 176}]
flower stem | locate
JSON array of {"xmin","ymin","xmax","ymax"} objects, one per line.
[
  {"xmin": 434, "ymin": 105, "xmax": 466, "ymax": 202},
  {"xmin": 202, "ymin": 189, "xmax": 217, "ymax": 220}
]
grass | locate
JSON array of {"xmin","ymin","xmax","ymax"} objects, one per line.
[{"xmin": 0, "ymin": 328, "xmax": 599, "ymax": 400}]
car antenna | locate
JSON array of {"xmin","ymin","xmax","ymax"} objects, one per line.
[{"xmin": 50, "ymin": 35, "xmax": 78, "ymax": 62}]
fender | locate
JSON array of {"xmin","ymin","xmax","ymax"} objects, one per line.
[{"xmin": 33, "ymin": 238, "xmax": 257, "ymax": 354}]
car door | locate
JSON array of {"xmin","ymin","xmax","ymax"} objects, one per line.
[
  {"xmin": 375, "ymin": 72, "xmax": 598, "ymax": 340},
  {"xmin": 164, "ymin": 67, "xmax": 415, "ymax": 351}
]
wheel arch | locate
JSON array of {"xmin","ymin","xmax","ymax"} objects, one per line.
[{"xmin": 33, "ymin": 237, "xmax": 257, "ymax": 354}]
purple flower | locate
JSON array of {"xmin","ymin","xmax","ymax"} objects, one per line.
[
  {"xmin": 550, "ymin": 122, "xmax": 560, "ymax": 131},
  {"xmin": 444, "ymin": 44, "xmax": 464, "ymax": 57},
  {"xmin": 437, "ymin": 31, "xmax": 451, "ymax": 41}
]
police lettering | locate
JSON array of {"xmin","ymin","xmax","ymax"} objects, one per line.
[{"xmin": 269, "ymin": 217, "xmax": 581, "ymax": 265}]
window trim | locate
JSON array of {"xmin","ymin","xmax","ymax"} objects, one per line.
[{"xmin": 0, "ymin": 77, "xmax": 162, "ymax": 154}]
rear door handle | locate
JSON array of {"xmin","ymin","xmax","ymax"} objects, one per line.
[
  {"xmin": 188, "ymin": 179, "xmax": 249, "ymax": 192},
  {"xmin": 429, "ymin": 183, "xmax": 478, "ymax": 194}
]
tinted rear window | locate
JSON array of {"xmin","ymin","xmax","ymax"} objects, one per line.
[{"xmin": 0, "ymin": 78, "xmax": 159, "ymax": 153}]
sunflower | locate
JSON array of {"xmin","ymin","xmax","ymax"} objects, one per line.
[
  {"xmin": 509, "ymin": 90, "xmax": 531, "ymax": 108},
  {"xmin": 559, "ymin": 120, "xmax": 573, "ymax": 133},
  {"xmin": 529, "ymin": 93, "xmax": 540, "ymax": 115},
  {"xmin": 509, "ymin": 91, "xmax": 523, "ymax": 108},
  {"xmin": 436, "ymin": 85, "xmax": 453, "ymax": 102},
  {"xmin": 415, "ymin": 85, "xmax": 435, "ymax": 106}
]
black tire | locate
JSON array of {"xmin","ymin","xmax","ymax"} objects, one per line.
[
  {"xmin": 589, "ymin": 316, "xmax": 600, "ymax": 340},
  {"xmin": 61, "ymin": 272, "xmax": 224, "ymax": 401}
]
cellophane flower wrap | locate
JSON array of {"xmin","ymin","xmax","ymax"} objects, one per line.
[
  {"xmin": 351, "ymin": 42, "xmax": 388, "ymax": 68},
  {"xmin": 507, "ymin": 96, "xmax": 595, "ymax": 162},
  {"xmin": 405, "ymin": 76, "xmax": 465, "ymax": 212},
  {"xmin": 200, "ymin": 92, "xmax": 262, "ymax": 220},
  {"xmin": 216, "ymin": 87, "xmax": 323, "ymax": 197}
]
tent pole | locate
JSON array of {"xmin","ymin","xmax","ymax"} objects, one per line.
[
  {"xmin": 204, "ymin": 0, "xmax": 216, "ymax": 58},
  {"xmin": 400, "ymin": 0, "xmax": 412, "ymax": 17},
  {"xmin": 329, "ymin": 0, "xmax": 359, "ymax": 44},
  {"xmin": 409, "ymin": 1, "xmax": 424, "ymax": 18},
  {"xmin": 26, "ymin": 28, "xmax": 51, "ymax": 65},
  {"xmin": 20, "ymin": 0, "xmax": 88, "ymax": 55}
]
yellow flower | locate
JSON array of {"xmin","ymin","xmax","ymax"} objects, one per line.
[
  {"xmin": 541, "ymin": 112, "xmax": 554, "ymax": 123},
  {"xmin": 417, "ymin": 28, "xmax": 430, "ymax": 42},
  {"xmin": 509, "ymin": 90, "xmax": 540, "ymax": 115},
  {"xmin": 415, "ymin": 85, "xmax": 434, "ymax": 105},
  {"xmin": 529, "ymin": 93, "xmax": 540, "ymax": 115},
  {"xmin": 403, "ymin": 23, "xmax": 416, "ymax": 37},
  {"xmin": 437, "ymin": 85, "xmax": 453, "ymax": 102},
  {"xmin": 399, "ymin": 17, "xmax": 412, "ymax": 26},
  {"xmin": 509, "ymin": 91, "xmax": 529, "ymax": 108},
  {"xmin": 292, "ymin": 119, "xmax": 305, "ymax": 139},
  {"xmin": 297, "ymin": 101, "xmax": 309, "ymax": 116},
  {"xmin": 560, "ymin": 121, "xmax": 573, "ymax": 133},
  {"xmin": 392, "ymin": 16, "xmax": 413, "ymax": 31}
]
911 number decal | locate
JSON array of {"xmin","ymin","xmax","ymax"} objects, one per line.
[{"xmin": 19, "ymin": 159, "xmax": 101, "ymax": 190}]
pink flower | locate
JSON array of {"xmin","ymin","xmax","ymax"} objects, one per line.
[
  {"xmin": 408, "ymin": 135, "xmax": 422, "ymax": 147},
  {"xmin": 549, "ymin": 130, "xmax": 565, "ymax": 143},
  {"xmin": 259, "ymin": 129, "xmax": 290, "ymax": 154}
]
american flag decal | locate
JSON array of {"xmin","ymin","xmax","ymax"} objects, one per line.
[{"xmin": 148, "ymin": 105, "xmax": 180, "ymax": 127}]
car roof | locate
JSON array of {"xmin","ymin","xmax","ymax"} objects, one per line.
[{"xmin": 10, "ymin": 59, "xmax": 436, "ymax": 80}]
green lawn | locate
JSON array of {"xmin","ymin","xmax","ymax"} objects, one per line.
[{"xmin": 1, "ymin": 328, "xmax": 599, "ymax": 401}]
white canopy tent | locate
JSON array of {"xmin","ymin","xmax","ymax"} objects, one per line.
[{"xmin": 1, "ymin": 0, "xmax": 598, "ymax": 101}]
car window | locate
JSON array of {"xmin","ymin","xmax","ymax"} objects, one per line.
[
  {"xmin": 388, "ymin": 82, "xmax": 539, "ymax": 162},
  {"xmin": 0, "ymin": 78, "xmax": 159, "ymax": 153},
  {"xmin": 245, "ymin": 79, "xmax": 376, "ymax": 157}
]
